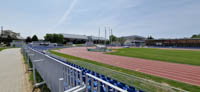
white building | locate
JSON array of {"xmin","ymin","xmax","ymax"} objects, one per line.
[
  {"xmin": 122, "ymin": 35, "xmax": 146, "ymax": 46},
  {"xmin": 0, "ymin": 27, "xmax": 23, "ymax": 39},
  {"xmin": 62, "ymin": 33, "xmax": 107, "ymax": 44}
]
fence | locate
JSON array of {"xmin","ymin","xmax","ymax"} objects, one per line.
[
  {"xmin": 23, "ymin": 46, "xmax": 84, "ymax": 92},
  {"xmin": 86, "ymin": 73, "xmax": 127, "ymax": 92},
  {"xmin": 22, "ymin": 46, "xmax": 131, "ymax": 92}
]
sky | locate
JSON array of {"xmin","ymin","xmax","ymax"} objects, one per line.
[{"xmin": 0, "ymin": 0, "xmax": 200, "ymax": 39}]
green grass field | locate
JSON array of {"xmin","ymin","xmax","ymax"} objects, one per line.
[
  {"xmin": 108, "ymin": 48, "xmax": 200, "ymax": 66},
  {"xmin": 50, "ymin": 50, "xmax": 200, "ymax": 92}
]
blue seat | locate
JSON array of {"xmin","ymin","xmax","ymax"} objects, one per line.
[
  {"xmin": 127, "ymin": 87, "xmax": 137, "ymax": 92},
  {"xmin": 88, "ymin": 85, "xmax": 91, "ymax": 92},
  {"xmin": 100, "ymin": 85, "xmax": 106, "ymax": 92},
  {"xmin": 139, "ymin": 90, "xmax": 144, "ymax": 92}
]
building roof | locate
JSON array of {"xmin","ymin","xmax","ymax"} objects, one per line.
[
  {"xmin": 16, "ymin": 36, "xmax": 24, "ymax": 39},
  {"xmin": 62, "ymin": 34, "xmax": 88, "ymax": 40},
  {"xmin": 62, "ymin": 33, "xmax": 107, "ymax": 40},
  {"xmin": 121, "ymin": 35, "xmax": 146, "ymax": 40},
  {"xmin": 89, "ymin": 36, "xmax": 107, "ymax": 40}
]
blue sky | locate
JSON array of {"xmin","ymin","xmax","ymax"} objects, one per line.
[{"xmin": 0, "ymin": 0, "xmax": 200, "ymax": 39}]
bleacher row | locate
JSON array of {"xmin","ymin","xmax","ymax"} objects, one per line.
[{"xmin": 29, "ymin": 46, "xmax": 145, "ymax": 92}]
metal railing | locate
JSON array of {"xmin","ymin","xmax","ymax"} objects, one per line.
[
  {"xmin": 22, "ymin": 46, "xmax": 85, "ymax": 92},
  {"xmin": 22, "ymin": 46, "xmax": 189, "ymax": 92},
  {"xmin": 86, "ymin": 73, "xmax": 127, "ymax": 92}
]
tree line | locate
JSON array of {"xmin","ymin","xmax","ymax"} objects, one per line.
[
  {"xmin": 25, "ymin": 35, "xmax": 39, "ymax": 43},
  {"xmin": 44, "ymin": 34, "xmax": 64, "ymax": 44},
  {"xmin": 0, "ymin": 35, "xmax": 16, "ymax": 46},
  {"xmin": 25, "ymin": 34, "xmax": 64, "ymax": 44},
  {"xmin": 191, "ymin": 34, "xmax": 200, "ymax": 39}
]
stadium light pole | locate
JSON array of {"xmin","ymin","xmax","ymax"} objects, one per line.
[
  {"xmin": 98, "ymin": 27, "xmax": 100, "ymax": 45},
  {"xmin": 108, "ymin": 27, "xmax": 111, "ymax": 48},
  {"xmin": 110, "ymin": 28, "xmax": 113, "ymax": 48},
  {"xmin": 104, "ymin": 27, "xmax": 107, "ymax": 46}
]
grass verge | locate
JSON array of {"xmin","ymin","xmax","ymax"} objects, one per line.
[
  {"xmin": 107, "ymin": 48, "xmax": 200, "ymax": 66},
  {"xmin": 0, "ymin": 48, "xmax": 7, "ymax": 51},
  {"xmin": 50, "ymin": 50, "xmax": 200, "ymax": 92}
]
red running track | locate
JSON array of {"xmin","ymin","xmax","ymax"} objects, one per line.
[{"xmin": 56, "ymin": 47, "xmax": 200, "ymax": 86}]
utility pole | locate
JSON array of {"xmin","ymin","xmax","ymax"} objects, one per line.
[
  {"xmin": 110, "ymin": 28, "xmax": 112, "ymax": 46},
  {"xmin": 108, "ymin": 27, "xmax": 111, "ymax": 45},
  {"xmin": 1, "ymin": 26, "xmax": 3, "ymax": 35},
  {"xmin": 104, "ymin": 27, "xmax": 106, "ymax": 46},
  {"xmin": 1, "ymin": 26, "xmax": 3, "ymax": 31},
  {"xmin": 98, "ymin": 27, "xmax": 100, "ymax": 44}
]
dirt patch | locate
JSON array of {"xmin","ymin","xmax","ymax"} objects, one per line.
[{"xmin": 22, "ymin": 55, "xmax": 33, "ymax": 92}]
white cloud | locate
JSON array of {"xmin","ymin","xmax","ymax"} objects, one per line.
[{"xmin": 53, "ymin": 0, "xmax": 78, "ymax": 29}]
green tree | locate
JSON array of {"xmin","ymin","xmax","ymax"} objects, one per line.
[
  {"xmin": 57, "ymin": 34, "xmax": 64, "ymax": 43},
  {"xmin": 32, "ymin": 35, "xmax": 39, "ymax": 41},
  {"xmin": 191, "ymin": 34, "xmax": 200, "ymax": 38},
  {"xmin": 44, "ymin": 34, "xmax": 53, "ymax": 42},
  {"xmin": 147, "ymin": 36, "xmax": 154, "ymax": 39},
  {"xmin": 44, "ymin": 34, "xmax": 64, "ymax": 43},
  {"xmin": 117, "ymin": 37, "xmax": 126, "ymax": 46},
  {"xmin": 25, "ymin": 36, "xmax": 32, "ymax": 43},
  {"xmin": 109, "ymin": 35, "xmax": 117, "ymax": 42},
  {"xmin": 6, "ymin": 35, "xmax": 13, "ymax": 46}
]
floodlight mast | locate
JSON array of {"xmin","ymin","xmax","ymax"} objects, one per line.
[
  {"xmin": 110, "ymin": 28, "xmax": 113, "ymax": 48},
  {"xmin": 98, "ymin": 27, "xmax": 100, "ymax": 44},
  {"xmin": 104, "ymin": 27, "xmax": 106, "ymax": 46}
]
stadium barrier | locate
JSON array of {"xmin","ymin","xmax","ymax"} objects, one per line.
[
  {"xmin": 22, "ymin": 46, "xmax": 131, "ymax": 92},
  {"xmin": 23, "ymin": 46, "xmax": 85, "ymax": 92}
]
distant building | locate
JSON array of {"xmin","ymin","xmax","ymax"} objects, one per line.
[
  {"xmin": 10, "ymin": 40, "xmax": 25, "ymax": 47},
  {"xmin": 146, "ymin": 38, "xmax": 200, "ymax": 47},
  {"xmin": 0, "ymin": 26, "xmax": 23, "ymax": 39},
  {"xmin": 62, "ymin": 33, "xmax": 107, "ymax": 44},
  {"xmin": 122, "ymin": 35, "xmax": 146, "ymax": 46}
]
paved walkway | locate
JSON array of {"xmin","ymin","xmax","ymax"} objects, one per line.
[
  {"xmin": 0, "ymin": 48, "xmax": 27, "ymax": 92},
  {"xmin": 57, "ymin": 47, "xmax": 200, "ymax": 86}
]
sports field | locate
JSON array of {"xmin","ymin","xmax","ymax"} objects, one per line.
[
  {"xmin": 108, "ymin": 48, "xmax": 200, "ymax": 66},
  {"xmin": 51, "ymin": 47, "xmax": 200, "ymax": 92}
]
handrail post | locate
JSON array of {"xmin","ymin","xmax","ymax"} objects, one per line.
[
  {"xmin": 69, "ymin": 68, "xmax": 72, "ymax": 88},
  {"xmin": 91, "ymin": 78, "xmax": 94, "ymax": 92},
  {"xmin": 59, "ymin": 78, "xmax": 64, "ymax": 92},
  {"xmin": 98, "ymin": 81, "xmax": 100, "ymax": 92},
  {"xmin": 76, "ymin": 71, "xmax": 78, "ymax": 86},
  {"xmin": 106, "ymin": 84, "xmax": 108, "ymax": 92},
  {"xmin": 33, "ymin": 64, "xmax": 37, "ymax": 84},
  {"xmin": 73, "ymin": 69, "xmax": 75, "ymax": 87},
  {"xmin": 66, "ymin": 66, "xmax": 69, "ymax": 87},
  {"xmin": 86, "ymin": 75, "xmax": 88, "ymax": 92},
  {"xmin": 80, "ymin": 71, "xmax": 83, "ymax": 85}
]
